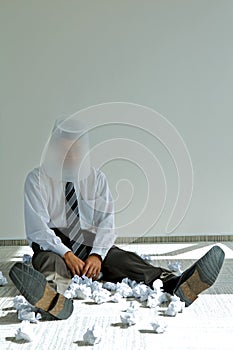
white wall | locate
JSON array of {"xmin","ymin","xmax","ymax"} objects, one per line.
[{"xmin": 0, "ymin": 0, "xmax": 233, "ymax": 240}]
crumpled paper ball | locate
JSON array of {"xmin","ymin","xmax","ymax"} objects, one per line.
[
  {"xmin": 75, "ymin": 285, "xmax": 92, "ymax": 300},
  {"xmin": 165, "ymin": 296, "xmax": 185, "ymax": 316},
  {"xmin": 0, "ymin": 271, "xmax": 7, "ymax": 286},
  {"xmin": 71, "ymin": 274, "xmax": 93, "ymax": 286},
  {"xmin": 64, "ymin": 275, "xmax": 93, "ymax": 299},
  {"xmin": 167, "ymin": 261, "xmax": 183, "ymax": 276},
  {"xmin": 165, "ymin": 301, "xmax": 179, "ymax": 317},
  {"xmin": 151, "ymin": 319, "xmax": 167, "ymax": 333},
  {"xmin": 15, "ymin": 320, "xmax": 36, "ymax": 342},
  {"xmin": 71, "ymin": 274, "xmax": 82, "ymax": 284},
  {"xmin": 81, "ymin": 275, "xmax": 94, "ymax": 287},
  {"xmin": 18, "ymin": 308, "xmax": 41, "ymax": 323},
  {"xmin": 121, "ymin": 278, "xmax": 138, "ymax": 289},
  {"xmin": 63, "ymin": 288, "xmax": 76, "ymax": 299},
  {"xmin": 120, "ymin": 311, "xmax": 137, "ymax": 326},
  {"xmin": 145, "ymin": 279, "xmax": 164, "ymax": 307},
  {"xmin": 13, "ymin": 295, "xmax": 30, "ymax": 310},
  {"xmin": 83, "ymin": 325, "xmax": 102, "ymax": 345},
  {"xmin": 120, "ymin": 301, "xmax": 140, "ymax": 326},
  {"xmin": 64, "ymin": 274, "xmax": 111, "ymax": 303},
  {"xmin": 116, "ymin": 281, "xmax": 133, "ymax": 298},
  {"xmin": 22, "ymin": 254, "xmax": 32, "ymax": 264},
  {"xmin": 132, "ymin": 283, "xmax": 151, "ymax": 301},
  {"xmin": 91, "ymin": 281, "xmax": 103, "ymax": 293},
  {"xmin": 139, "ymin": 254, "xmax": 152, "ymax": 262},
  {"xmin": 13, "ymin": 295, "xmax": 41, "ymax": 323},
  {"xmin": 110, "ymin": 292, "xmax": 124, "ymax": 303},
  {"xmin": 103, "ymin": 282, "xmax": 117, "ymax": 291},
  {"xmin": 146, "ymin": 293, "xmax": 160, "ymax": 308},
  {"xmin": 158, "ymin": 292, "xmax": 171, "ymax": 304},
  {"xmin": 92, "ymin": 289, "xmax": 111, "ymax": 304},
  {"xmin": 152, "ymin": 279, "xmax": 163, "ymax": 293}
]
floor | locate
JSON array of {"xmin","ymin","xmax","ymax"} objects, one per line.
[{"xmin": 0, "ymin": 242, "xmax": 233, "ymax": 350}]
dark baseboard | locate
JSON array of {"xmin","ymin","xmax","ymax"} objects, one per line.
[
  {"xmin": 115, "ymin": 235, "xmax": 233, "ymax": 244},
  {"xmin": 0, "ymin": 235, "xmax": 232, "ymax": 246},
  {"xmin": 0, "ymin": 239, "xmax": 29, "ymax": 246}
]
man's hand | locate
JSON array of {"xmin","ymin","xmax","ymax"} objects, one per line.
[
  {"xmin": 63, "ymin": 251, "xmax": 85, "ymax": 277},
  {"xmin": 83, "ymin": 254, "xmax": 102, "ymax": 280}
]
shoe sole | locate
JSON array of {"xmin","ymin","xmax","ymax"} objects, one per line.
[
  {"xmin": 174, "ymin": 245, "xmax": 225, "ymax": 306},
  {"xmin": 9, "ymin": 262, "xmax": 73, "ymax": 320}
]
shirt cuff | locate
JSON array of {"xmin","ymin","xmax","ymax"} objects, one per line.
[
  {"xmin": 53, "ymin": 243, "xmax": 71, "ymax": 257},
  {"xmin": 89, "ymin": 247, "xmax": 109, "ymax": 261}
]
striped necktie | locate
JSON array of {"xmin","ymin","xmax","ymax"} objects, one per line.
[{"xmin": 65, "ymin": 181, "xmax": 87, "ymax": 259}]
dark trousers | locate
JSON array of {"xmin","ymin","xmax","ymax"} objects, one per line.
[{"xmin": 31, "ymin": 229, "xmax": 176, "ymax": 294}]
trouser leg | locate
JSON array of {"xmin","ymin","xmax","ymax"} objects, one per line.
[
  {"xmin": 101, "ymin": 245, "xmax": 177, "ymax": 288},
  {"xmin": 31, "ymin": 244, "xmax": 179, "ymax": 294},
  {"xmin": 32, "ymin": 251, "xmax": 72, "ymax": 295}
]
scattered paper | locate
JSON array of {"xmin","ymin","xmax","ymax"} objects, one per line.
[
  {"xmin": 103, "ymin": 281, "xmax": 117, "ymax": 291},
  {"xmin": 147, "ymin": 293, "xmax": 160, "ymax": 308},
  {"xmin": 151, "ymin": 319, "xmax": 167, "ymax": 333},
  {"xmin": 166, "ymin": 295, "xmax": 185, "ymax": 314},
  {"xmin": 15, "ymin": 320, "xmax": 35, "ymax": 342},
  {"xmin": 13, "ymin": 295, "xmax": 33, "ymax": 311},
  {"xmin": 91, "ymin": 281, "xmax": 103, "ymax": 293},
  {"xmin": 120, "ymin": 301, "xmax": 140, "ymax": 326},
  {"xmin": 110, "ymin": 292, "xmax": 123, "ymax": 303},
  {"xmin": 167, "ymin": 261, "xmax": 183, "ymax": 275},
  {"xmin": 132, "ymin": 283, "xmax": 151, "ymax": 301},
  {"xmin": 116, "ymin": 281, "xmax": 133, "ymax": 298},
  {"xmin": 83, "ymin": 325, "xmax": 102, "ymax": 345},
  {"xmin": 0, "ymin": 271, "xmax": 7, "ymax": 286},
  {"xmin": 63, "ymin": 289, "xmax": 76, "ymax": 299},
  {"xmin": 139, "ymin": 254, "xmax": 152, "ymax": 261},
  {"xmin": 13, "ymin": 295, "xmax": 41, "ymax": 323},
  {"xmin": 158, "ymin": 292, "xmax": 171, "ymax": 304},
  {"xmin": 64, "ymin": 275, "xmax": 92, "ymax": 299},
  {"xmin": 92, "ymin": 289, "xmax": 111, "ymax": 304},
  {"xmin": 62, "ymin": 256, "xmax": 187, "ymax": 334},
  {"xmin": 75, "ymin": 285, "xmax": 92, "ymax": 300},
  {"xmin": 120, "ymin": 311, "xmax": 137, "ymax": 326},
  {"xmin": 165, "ymin": 301, "xmax": 178, "ymax": 317},
  {"xmin": 152, "ymin": 279, "xmax": 163, "ymax": 293},
  {"xmin": 18, "ymin": 308, "xmax": 41, "ymax": 323},
  {"xmin": 121, "ymin": 278, "xmax": 138, "ymax": 289},
  {"xmin": 22, "ymin": 254, "xmax": 32, "ymax": 264}
]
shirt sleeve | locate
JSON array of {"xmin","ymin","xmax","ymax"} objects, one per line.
[
  {"xmin": 89, "ymin": 170, "xmax": 117, "ymax": 261},
  {"xmin": 24, "ymin": 169, "xmax": 71, "ymax": 257}
]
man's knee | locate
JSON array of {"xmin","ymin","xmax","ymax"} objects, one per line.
[{"xmin": 32, "ymin": 251, "xmax": 72, "ymax": 279}]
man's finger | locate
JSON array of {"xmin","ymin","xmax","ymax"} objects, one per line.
[
  {"xmin": 92, "ymin": 270, "xmax": 98, "ymax": 280},
  {"xmin": 82, "ymin": 262, "xmax": 91, "ymax": 276},
  {"xmin": 75, "ymin": 267, "xmax": 81, "ymax": 276},
  {"xmin": 86, "ymin": 268, "xmax": 95, "ymax": 278}
]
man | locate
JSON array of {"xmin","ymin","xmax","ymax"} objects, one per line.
[{"xmin": 9, "ymin": 117, "xmax": 225, "ymax": 320}]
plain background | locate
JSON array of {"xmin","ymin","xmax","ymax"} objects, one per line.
[{"xmin": 0, "ymin": 0, "xmax": 232, "ymax": 240}]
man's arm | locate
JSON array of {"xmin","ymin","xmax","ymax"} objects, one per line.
[
  {"xmin": 24, "ymin": 169, "xmax": 70, "ymax": 257},
  {"xmin": 90, "ymin": 170, "xmax": 117, "ymax": 259},
  {"xmin": 24, "ymin": 169, "xmax": 85, "ymax": 276},
  {"xmin": 83, "ymin": 170, "xmax": 117, "ymax": 278}
]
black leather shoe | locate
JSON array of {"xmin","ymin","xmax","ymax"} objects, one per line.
[
  {"xmin": 174, "ymin": 245, "xmax": 225, "ymax": 306},
  {"xmin": 9, "ymin": 262, "xmax": 73, "ymax": 320}
]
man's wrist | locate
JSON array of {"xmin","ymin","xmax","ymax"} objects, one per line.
[
  {"xmin": 89, "ymin": 253, "xmax": 102, "ymax": 262},
  {"xmin": 63, "ymin": 250, "xmax": 72, "ymax": 258}
]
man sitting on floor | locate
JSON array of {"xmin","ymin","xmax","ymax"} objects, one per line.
[{"xmin": 9, "ymin": 117, "xmax": 225, "ymax": 320}]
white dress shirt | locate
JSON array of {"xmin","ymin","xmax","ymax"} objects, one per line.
[{"xmin": 24, "ymin": 166, "xmax": 117, "ymax": 261}]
